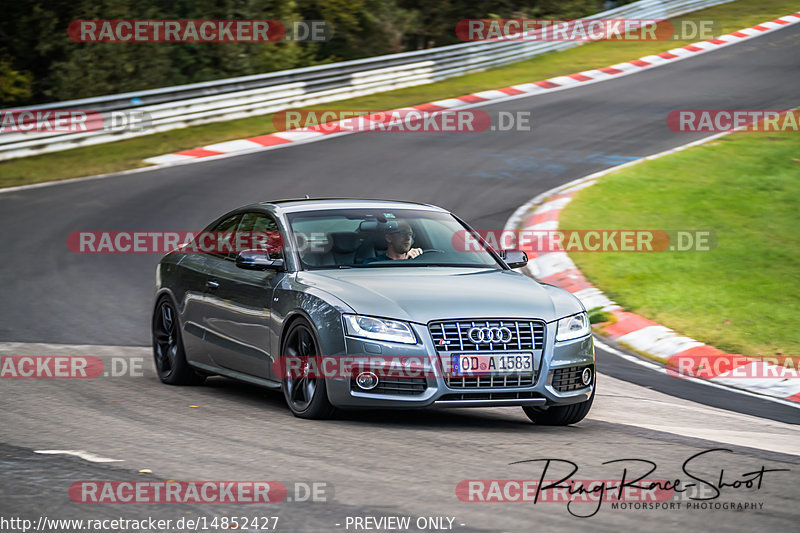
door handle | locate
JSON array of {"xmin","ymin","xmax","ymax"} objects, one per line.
[{"xmin": 206, "ymin": 279, "xmax": 220, "ymax": 290}]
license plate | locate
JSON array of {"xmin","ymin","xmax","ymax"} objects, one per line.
[{"xmin": 451, "ymin": 353, "xmax": 533, "ymax": 375}]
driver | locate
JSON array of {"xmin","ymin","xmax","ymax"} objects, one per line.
[{"xmin": 363, "ymin": 220, "xmax": 422, "ymax": 263}]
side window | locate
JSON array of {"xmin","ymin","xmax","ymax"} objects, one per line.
[
  {"xmin": 210, "ymin": 214, "xmax": 242, "ymax": 260},
  {"xmin": 237, "ymin": 212, "xmax": 284, "ymax": 260}
]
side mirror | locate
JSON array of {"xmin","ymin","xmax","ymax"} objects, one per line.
[
  {"xmin": 235, "ymin": 250, "xmax": 284, "ymax": 271},
  {"xmin": 501, "ymin": 249, "xmax": 528, "ymax": 269}
]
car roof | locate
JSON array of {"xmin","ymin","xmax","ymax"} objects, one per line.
[{"xmin": 249, "ymin": 198, "xmax": 449, "ymax": 214}]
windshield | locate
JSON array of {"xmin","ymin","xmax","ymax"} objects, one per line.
[{"xmin": 285, "ymin": 208, "xmax": 502, "ymax": 270}]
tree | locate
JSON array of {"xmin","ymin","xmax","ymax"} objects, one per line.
[{"xmin": 0, "ymin": 58, "xmax": 33, "ymax": 105}]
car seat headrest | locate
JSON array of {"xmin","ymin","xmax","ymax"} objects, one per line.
[{"xmin": 330, "ymin": 232, "xmax": 361, "ymax": 254}]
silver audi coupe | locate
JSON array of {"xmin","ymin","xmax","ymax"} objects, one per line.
[{"xmin": 152, "ymin": 198, "xmax": 595, "ymax": 423}]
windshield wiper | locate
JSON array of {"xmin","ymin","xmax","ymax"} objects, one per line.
[
  {"xmin": 354, "ymin": 262, "xmax": 496, "ymax": 268},
  {"xmin": 416, "ymin": 263, "xmax": 497, "ymax": 268}
]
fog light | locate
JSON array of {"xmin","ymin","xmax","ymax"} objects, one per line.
[
  {"xmin": 581, "ymin": 367, "xmax": 593, "ymax": 386},
  {"xmin": 355, "ymin": 371, "xmax": 379, "ymax": 390}
]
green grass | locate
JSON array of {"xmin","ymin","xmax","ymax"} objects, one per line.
[
  {"xmin": 0, "ymin": 0, "xmax": 796, "ymax": 188},
  {"xmin": 559, "ymin": 130, "xmax": 800, "ymax": 360}
]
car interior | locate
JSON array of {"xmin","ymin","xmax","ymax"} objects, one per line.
[{"xmin": 300, "ymin": 219, "xmax": 432, "ymax": 267}]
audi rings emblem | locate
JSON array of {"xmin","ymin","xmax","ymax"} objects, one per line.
[{"xmin": 467, "ymin": 326, "xmax": 513, "ymax": 344}]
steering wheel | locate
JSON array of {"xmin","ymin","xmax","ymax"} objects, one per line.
[{"xmin": 410, "ymin": 248, "xmax": 446, "ymax": 259}]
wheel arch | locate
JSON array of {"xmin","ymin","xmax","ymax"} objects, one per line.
[
  {"xmin": 279, "ymin": 309, "xmax": 322, "ymax": 354},
  {"xmin": 153, "ymin": 288, "xmax": 182, "ymax": 326}
]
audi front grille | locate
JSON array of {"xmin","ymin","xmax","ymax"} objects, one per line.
[
  {"xmin": 438, "ymin": 391, "xmax": 542, "ymax": 401},
  {"xmin": 445, "ymin": 373, "xmax": 537, "ymax": 388},
  {"xmin": 429, "ymin": 319, "xmax": 545, "ymax": 389}
]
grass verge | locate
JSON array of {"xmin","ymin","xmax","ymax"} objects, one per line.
[
  {"xmin": 558, "ymin": 129, "xmax": 800, "ymax": 361},
  {"xmin": 0, "ymin": 0, "xmax": 797, "ymax": 189}
]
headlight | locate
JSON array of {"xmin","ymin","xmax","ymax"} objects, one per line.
[
  {"xmin": 343, "ymin": 314, "xmax": 417, "ymax": 344},
  {"xmin": 555, "ymin": 312, "xmax": 590, "ymax": 342}
]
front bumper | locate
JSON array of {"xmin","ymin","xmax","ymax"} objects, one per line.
[{"xmin": 325, "ymin": 321, "xmax": 595, "ymax": 409}]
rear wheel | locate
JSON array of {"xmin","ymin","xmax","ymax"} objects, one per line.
[
  {"xmin": 281, "ymin": 319, "xmax": 335, "ymax": 419},
  {"xmin": 152, "ymin": 297, "xmax": 205, "ymax": 385},
  {"xmin": 522, "ymin": 384, "xmax": 594, "ymax": 426}
]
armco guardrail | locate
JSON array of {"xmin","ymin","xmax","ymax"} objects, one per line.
[{"xmin": 0, "ymin": 0, "xmax": 732, "ymax": 161}]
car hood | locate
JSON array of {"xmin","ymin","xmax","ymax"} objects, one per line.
[{"xmin": 296, "ymin": 267, "xmax": 583, "ymax": 324}]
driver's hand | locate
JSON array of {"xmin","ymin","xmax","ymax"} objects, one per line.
[{"xmin": 407, "ymin": 247, "xmax": 423, "ymax": 259}]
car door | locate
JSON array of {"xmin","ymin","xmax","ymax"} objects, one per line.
[
  {"xmin": 203, "ymin": 211, "xmax": 285, "ymax": 379},
  {"xmin": 173, "ymin": 248, "xmax": 215, "ymax": 368},
  {"xmin": 169, "ymin": 214, "xmax": 243, "ymax": 369}
]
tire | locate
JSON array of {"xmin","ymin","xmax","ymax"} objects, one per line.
[
  {"xmin": 152, "ymin": 296, "xmax": 205, "ymax": 385},
  {"xmin": 280, "ymin": 319, "xmax": 335, "ymax": 420},
  {"xmin": 522, "ymin": 383, "xmax": 595, "ymax": 426}
]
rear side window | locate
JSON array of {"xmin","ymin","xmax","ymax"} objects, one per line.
[{"xmin": 210, "ymin": 214, "xmax": 242, "ymax": 260}]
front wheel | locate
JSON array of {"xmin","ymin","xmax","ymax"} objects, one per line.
[
  {"xmin": 152, "ymin": 297, "xmax": 205, "ymax": 385},
  {"xmin": 522, "ymin": 385, "xmax": 594, "ymax": 426},
  {"xmin": 280, "ymin": 319, "xmax": 335, "ymax": 419}
]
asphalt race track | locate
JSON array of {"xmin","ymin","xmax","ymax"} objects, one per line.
[{"xmin": 1, "ymin": 21, "xmax": 799, "ymax": 532}]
